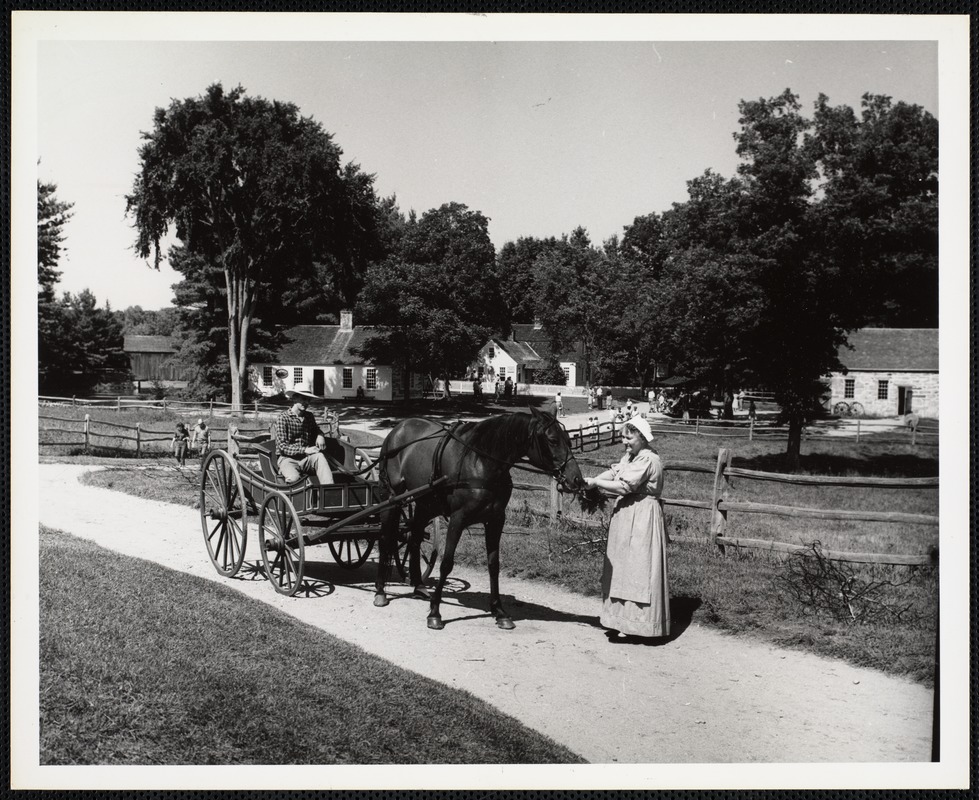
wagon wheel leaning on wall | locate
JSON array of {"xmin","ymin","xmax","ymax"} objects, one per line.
[
  {"xmin": 849, "ymin": 402, "xmax": 865, "ymax": 418},
  {"xmin": 832, "ymin": 401, "xmax": 851, "ymax": 418}
]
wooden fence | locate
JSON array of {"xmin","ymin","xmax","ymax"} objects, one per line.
[
  {"xmin": 39, "ymin": 394, "xmax": 287, "ymax": 417},
  {"xmin": 566, "ymin": 415, "xmax": 938, "ymax": 449},
  {"xmin": 514, "ymin": 446, "xmax": 938, "ymax": 568}
]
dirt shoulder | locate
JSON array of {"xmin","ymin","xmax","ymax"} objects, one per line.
[{"xmin": 36, "ymin": 463, "xmax": 932, "ymax": 765}]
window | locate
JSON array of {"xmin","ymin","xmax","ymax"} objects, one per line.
[
  {"xmin": 877, "ymin": 380, "xmax": 889, "ymax": 400},
  {"xmin": 844, "ymin": 379, "xmax": 855, "ymax": 399},
  {"xmin": 262, "ymin": 366, "xmax": 273, "ymax": 386},
  {"xmin": 488, "ymin": 346, "xmax": 495, "ymax": 359},
  {"xmin": 498, "ymin": 366, "xmax": 506, "ymax": 380},
  {"xmin": 562, "ymin": 366, "xmax": 571, "ymax": 384},
  {"xmin": 342, "ymin": 368, "xmax": 353, "ymax": 390},
  {"xmin": 293, "ymin": 367, "xmax": 303, "ymax": 386},
  {"xmin": 365, "ymin": 368, "xmax": 377, "ymax": 391}
]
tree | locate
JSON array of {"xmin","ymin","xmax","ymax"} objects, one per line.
[
  {"xmin": 806, "ymin": 93, "xmax": 938, "ymax": 327},
  {"xmin": 495, "ymin": 235, "xmax": 560, "ymax": 326},
  {"xmin": 38, "ymin": 180, "xmax": 73, "ymax": 303},
  {"xmin": 355, "ymin": 203, "xmax": 503, "ymax": 399},
  {"xmin": 126, "ymin": 83, "xmax": 384, "ymax": 409}
]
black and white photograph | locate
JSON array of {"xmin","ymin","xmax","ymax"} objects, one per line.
[{"xmin": 10, "ymin": 10, "xmax": 971, "ymax": 791}]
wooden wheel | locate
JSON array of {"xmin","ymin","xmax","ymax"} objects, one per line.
[
  {"xmin": 328, "ymin": 536, "xmax": 375, "ymax": 569},
  {"xmin": 199, "ymin": 450, "xmax": 248, "ymax": 577},
  {"xmin": 395, "ymin": 503, "xmax": 440, "ymax": 583},
  {"xmin": 833, "ymin": 401, "xmax": 850, "ymax": 418},
  {"xmin": 258, "ymin": 491, "xmax": 305, "ymax": 597},
  {"xmin": 849, "ymin": 402, "xmax": 865, "ymax": 418}
]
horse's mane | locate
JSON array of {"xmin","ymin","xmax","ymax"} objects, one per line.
[{"xmin": 463, "ymin": 412, "xmax": 538, "ymax": 457}]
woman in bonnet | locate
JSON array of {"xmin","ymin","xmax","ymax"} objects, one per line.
[{"xmin": 585, "ymin": 415, "xmax": 671, "ymax": 640}]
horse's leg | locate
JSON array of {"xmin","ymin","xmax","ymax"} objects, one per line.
[
  {"xmin": 373, "ymin": 505, "xmax": 398, "ymax": 607},
  {"xmin": 408, "ymin": 505, "xmax": 430, "ymax": 598},
  {"xmin": 427, "ymin": 511, "xmax": 464, "ymax": 630},
  {"xmin": 484, "ymin": 512, "xmax": 515, "ymax": 630}
]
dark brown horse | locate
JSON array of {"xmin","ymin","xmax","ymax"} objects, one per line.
[{"xmin": 373, "ymin": 408, "xmax": 587, "ymax": 629}]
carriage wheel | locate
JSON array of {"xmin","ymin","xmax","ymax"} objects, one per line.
[
  {"xmin": 833, "ymin": 401, "xmax": 850, "ymax": 418},
  {"xmin": 199, "ymin": 450, "xmax": 248, "ymax": 578},
  {"xmin": 328, "ymin": 537, "xmax": 375, "ymax": 569},
  {"xmin": 258, "ymin": 491, "xmax": 305, "ymax": 597},
  {"xmin": 849, "ymin": 402, "xmax": 865, "ymax": 418},
  {"xmin": 395, "ymin": 503, "xmax": 440, "ymax": 583}
]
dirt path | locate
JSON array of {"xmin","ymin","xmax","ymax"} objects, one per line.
[{"xmin": 37, "ymin": 463, "xmax": 933, "ymax": 764}]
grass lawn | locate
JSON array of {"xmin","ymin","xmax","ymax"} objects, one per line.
[{"xmin": 39, "ymin": 525, "xmax": 583, "ymax": 765}]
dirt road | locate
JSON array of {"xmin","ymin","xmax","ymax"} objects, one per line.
[{"xmin": 37, "ymin": 463, "xmax": 933, "ymax": 765}]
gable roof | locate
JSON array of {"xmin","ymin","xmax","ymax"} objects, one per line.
[
  {"xmin": 495, "ymin": 339, "xmax": 544, "ymax": 365},
  {"xmin": 272, "ymin": 325, "xmax": 379, "ymax": 366},
  {"xmin": 511, "ymin": 323, "xmax": 550, "ymax": 343},
  {"xmin": 123, "ymin": 335, "xmax": 177, "ymax": 354},
  {"xmin": 507, "ymin": 324, "xmax": 583, "ymax": 363},
  {"xmin": 837, "ymin": 328, "xmax": 938, "ymax": 372}
]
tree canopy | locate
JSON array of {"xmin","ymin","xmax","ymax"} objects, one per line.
[
  {"xmin": 126, "ymin": 82, "xmax": 386, "ymax": 406},
  {"xmin": 355, "ymin": 202, "xmax": 503, "ymax": 398}
]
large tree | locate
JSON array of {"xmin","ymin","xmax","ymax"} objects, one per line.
[
  {"xmin": 355, "ymin": 202, "xmax": 503, "ymax": 399},
  {"xmin": 126, "ymin": 83, "xmax": 384, "ymax": 409}
]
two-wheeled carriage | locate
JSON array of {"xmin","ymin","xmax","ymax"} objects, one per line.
[{"xmin": 198, "ymin": 435, "xmax": 444, "ymax": 597}]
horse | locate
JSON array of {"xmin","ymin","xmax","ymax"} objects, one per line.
[{"xmin": 372, "ymin": 407, "xmax": 587, "ymax": 630}]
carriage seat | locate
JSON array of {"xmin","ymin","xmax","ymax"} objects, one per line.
[{"xmin": 252, "ymin": 438, "xmax": 358, "ymax": 484}]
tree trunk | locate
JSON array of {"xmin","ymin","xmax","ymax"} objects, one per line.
[
  {"xmin": 785, "ymin": 415, "xmax": 802, "ymax": 471},
  {"xmin": 226, "ymin": 271, "xmax": 254, "ymax": 412}
]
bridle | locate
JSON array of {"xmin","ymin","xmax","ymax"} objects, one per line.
[{"xmin": 523, "ymin": 413, "xmax": 582, "ymax": 494}]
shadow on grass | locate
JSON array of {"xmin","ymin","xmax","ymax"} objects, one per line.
[{"xmin": 736, "ymin": 450, "xmax": 938, "ymax": 477}]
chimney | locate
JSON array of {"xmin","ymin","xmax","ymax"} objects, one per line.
[
  {"xmin": 533, "ymin": 317, "xmax": 543, "ymax": 330},
  {"xmin": 340, "ymin": 309, "xmax": 353, "ymax": 331}
]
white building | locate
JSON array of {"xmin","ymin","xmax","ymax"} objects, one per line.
[{"xmin": 249, "ymin": 311, "xmax": 410, "ymax": 402}]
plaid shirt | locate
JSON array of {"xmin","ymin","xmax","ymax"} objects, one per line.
[{"xmin": 273, "ymin": 409, "xmax": 324, "ymax": 458}]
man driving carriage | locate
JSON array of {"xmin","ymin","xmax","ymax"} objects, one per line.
[{"xmin": 272, "ymin": 399, "xmax": 335, "ymax": 485}]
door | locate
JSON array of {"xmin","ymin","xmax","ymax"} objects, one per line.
[
  {"xmin": 313, "ymin": 369, "xmax": 325, "ymax": 397},
  {"xmin": 898, "ymin": 386, "xmax": 913, "ymax": 415}
]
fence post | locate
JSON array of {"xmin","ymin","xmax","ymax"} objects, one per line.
[
  {"xmin": 84, "ymin": 414, "xmax": 90, "ymax": 451},
  {"xmin": 749, "ymin": 418, "xmax": 754, "ymax": 442},
  {"xmin": 254, "ymin": 401, "xmax": 259, "ymax": 418},
  {"xmin": 135, "ymin": 422, "xmax": 141, "ymax": 458},
  {"xmin": 162, "ymin": 397, "xmax": 167, "ymax": 411},
  {"xmin": 549, "ymin": 476, "xmax": 559, "ymax": 523},
  {"xmin": 695, "ymin": 416, "xmax": 700, "ymax": 435},
  {"xmin": 209, "ymin": 399, "xmax": 214, "ymax": 418},
  {"xmin": 911, "ymin": 426, "xmax": 917, "ymax": 446},
  {"xmin": 72, "ymin": 395, "xmax": 76, "ymax": 408},
  {"xmin": 117, "ymin": 396, "xmax": 121, "ymax": 412},
  {"xmin": 856, "ymin": 419, "xmax": 861, "ymax": 444},
  {"xmin": 710, "ymin": 447, "xmax": 732, "ymax": 552}
]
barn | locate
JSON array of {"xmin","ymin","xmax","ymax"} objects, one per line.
[
  {"xmin": 827, "ymin": 328, "xmax": 938, "ymax": 418},
  {"xmin": 249, "ymin": 311, "xmax": 410, "ymax": 402},
  {"xmin": 123, "ymin": 335, "xmax": 195, "ymax": 388}
]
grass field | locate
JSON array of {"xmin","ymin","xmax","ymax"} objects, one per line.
[
  {"xmin": 39, "ymin": 525, "xmax": 583, "ymax": 765},
  {"xmin": 79, "ymin": 424, "xmax": 939, "ymax": 686}
]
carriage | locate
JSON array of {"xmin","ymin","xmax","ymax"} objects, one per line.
[{"xmin": 198, "ymin": 434, "xmax": 444, "ymax": 598}]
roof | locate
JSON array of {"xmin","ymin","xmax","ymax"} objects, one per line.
[
  {"xmin": 272, "ymin": 325, "xmax": 379, "ymax": 366},
  {"xmin": 507, "ymin": 324, "xmax": 582, "ymax": 363},
  {"xmin": 495, "ymin": 339, "xmax": 544, "ymax": 365},
  {"xmin": 510, "ymin": 323, "xmax": 550, "ymax": 343},
  {"xmin": 123, "ymin": 335, "xmax": 177, "ymax": 354},
  {"xmin": 837, "ymin": 328, "xmax": 938, "ymax": 372}
]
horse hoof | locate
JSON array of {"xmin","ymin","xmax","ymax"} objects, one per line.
[
  {"xmin": 427, "ymin": 616, "xmax": 445, "ymax": 630},
  {"xmin": 373, "ymin": 593, "xmax": 389, "ymax": 608},
  {"xmin": 496, "ymin": 617, "xmax": 516, "ymax": 630}
]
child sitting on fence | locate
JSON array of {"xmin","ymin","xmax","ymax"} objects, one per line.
[{"xmin": 172, "ymin": 422, "xmax": 190, "ymax": 466}]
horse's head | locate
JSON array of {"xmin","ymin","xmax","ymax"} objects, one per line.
[{"xmin": 527, "ymin": 406, "xmax": 587, "ymax": 493}]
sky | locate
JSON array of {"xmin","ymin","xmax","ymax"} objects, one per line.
[{"xmin": 29, "ymin": 25, "xmax": 941, "ymax": 311}]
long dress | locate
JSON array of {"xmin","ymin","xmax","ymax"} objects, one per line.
[{"xmin": 600, "ymin": 448, "xmax": 671, "ymax": 637}]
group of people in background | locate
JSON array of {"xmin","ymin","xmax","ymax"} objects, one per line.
[{"xmin": 172, "ymin": 418, "xmax": 212, "ymax": 467}]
